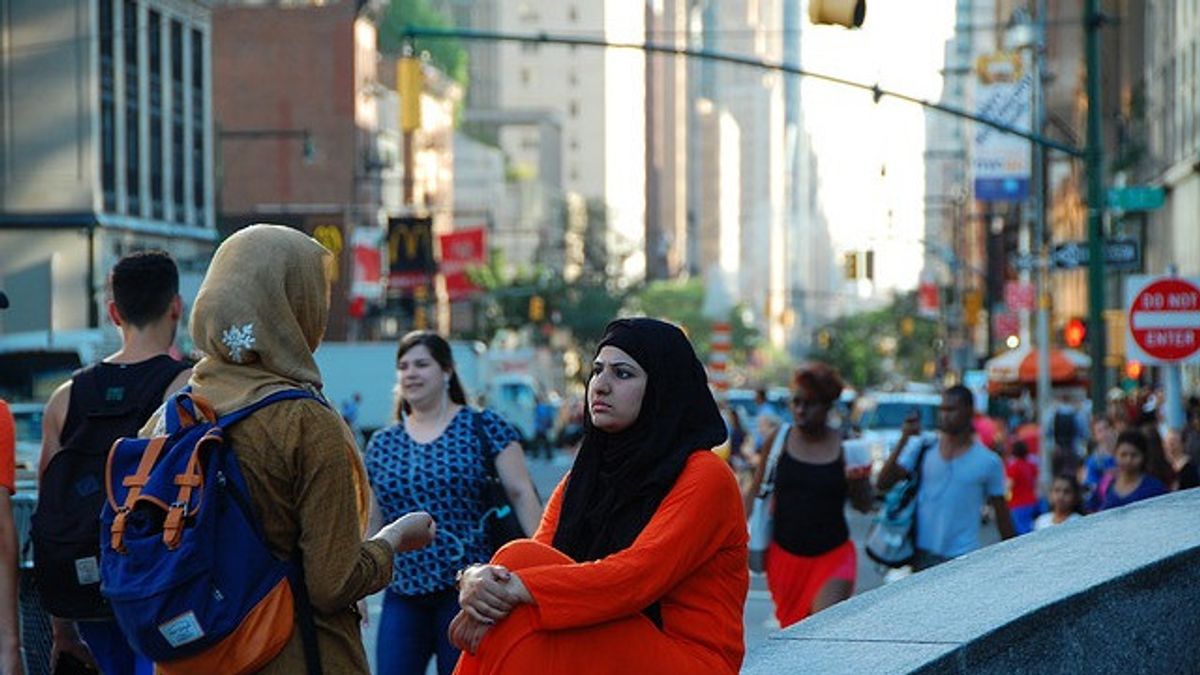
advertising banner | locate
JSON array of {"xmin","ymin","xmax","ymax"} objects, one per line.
[
  {"xmin": 972, "ymin": 51, "xmax": 1032, "ymax": 202},
  {"xmin": 439, "ymin": 227, "xmax": 487, "ymax": 301}
]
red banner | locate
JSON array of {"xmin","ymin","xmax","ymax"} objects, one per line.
[{"xmin": 439, "ymin": 227, "xmax": 487, "ymax": 300}]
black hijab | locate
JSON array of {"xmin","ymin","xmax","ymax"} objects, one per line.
[{"xmin": 552, "ymin": 318, "xmax": 727, "ymax": 625}]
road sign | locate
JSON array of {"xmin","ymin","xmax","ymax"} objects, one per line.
[
  {"xmin": 1107, "ymin": 186, "xmax": 1165, "ymax": 211},
  {"xmin": 1125, "ymin": 276, "xmax": 1200, "ymax": 364},
  {"xmin": 1050, "ymin": 239, "xmax": 1140, "ymax": 271}
]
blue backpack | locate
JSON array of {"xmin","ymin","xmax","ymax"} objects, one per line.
[{"xmin": 100, "ymin": 390, "xmax": 323, "ymax": 675}]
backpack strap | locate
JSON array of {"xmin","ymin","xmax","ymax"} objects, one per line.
[
  {"xmin": 757, "ymin": 423, "xmax": 791, "ymax": 499},
  {"xmin": 910, "ymin": 436, "xmax": 935, "ymax": 551},
  {"xmin": 216, "ymin": 389, "xmax": 321, "ymax": 428},
  {"xmin": 110, "ymin": 435, "xmax": 169, "ymax": 553},
  {"xmin": 163, "ymin": 440, "xmax": 211, "ymax": 550}
]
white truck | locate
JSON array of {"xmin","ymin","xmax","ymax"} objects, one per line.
[{"xmin": 312, "ymin": 340, "xmax": 549, "ymax": 443}]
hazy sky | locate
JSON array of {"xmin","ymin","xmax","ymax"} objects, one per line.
[{"xmin": 802, "ymin": 0, "xmax": 958, "ymax": 293}]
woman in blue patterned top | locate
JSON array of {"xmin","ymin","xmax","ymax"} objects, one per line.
[{"xmin": 365, "ymin": 331, "xmax": 542, "ymax": 675}]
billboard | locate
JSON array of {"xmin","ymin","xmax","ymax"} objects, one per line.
[
  {"xmin": 972, "ymin": 51, "xmax": 1032, "ymax": 202},
  {"xmin": 387, "ymin": 216, "xmax": 435, "ymax": 293}
]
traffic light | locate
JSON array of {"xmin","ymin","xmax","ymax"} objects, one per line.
[
  {"xmin": 843, "ymin": 252, "xmax": 858, "ymax": 280},
  {"xmin": 809, "ymin": 0, "xmax": 866, "ymax": 28},
  {"xmin": 398, "ymin": 56, "xmax": 423, "ymax": 132},
  {"xmin": 528, "ymin": 295, "xmax": 545, "ymax": 323},
  {"xmin": 1124, "ymin": 359, "xmax": 1143, "ymax": 381},
  {"xmin": 1063, "ymin": 317, "xmax": 1087, "ymax": 348}
]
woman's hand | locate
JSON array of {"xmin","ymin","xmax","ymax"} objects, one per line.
[
  {"xmin": 376, "ymin": 511, "xmax": 435, "ymax": 553},
  {"xmin": 448, "ymin": 610, "xmax": 491, "ymax": 654},
  {"xmin": 456, "ymin": 564, "xmax": 530, "ymax": 624}
]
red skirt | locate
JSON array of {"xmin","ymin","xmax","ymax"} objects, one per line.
[{"xmin": 764, "ymin": 539, "xmax": 856, "ymax": 628}]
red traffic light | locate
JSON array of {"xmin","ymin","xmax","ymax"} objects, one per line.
[
  {"xmin": 1063, "ymin": 317, "xmax": 1087, "ymax": 348},
  {"xmin": 1125, "ymin": 360, "xmax": 1144, "ymax": 381}
]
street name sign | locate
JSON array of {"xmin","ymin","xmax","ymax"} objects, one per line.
[
  {"xmin": 1050, "ymin": 239, "xmax": 1140, "ymax": 271},
  {"xmin": 1107, "ymin": 186, "xmax": 1165, "ymax": 211},
  {"xmin": 1125, "ymin": 276, "xmax": 1200, "ymax": 364}
]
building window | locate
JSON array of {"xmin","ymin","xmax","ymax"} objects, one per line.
[
  {"xmin": 568, "ymin": 6, "xmax": 578, "ymax": 22},
  {"xmin": 520, "ymin": 41, "xmax": 539, "ymax": 54},
  {"xmin": 171, "ymin": 19, "xmax": 184, "ymax": 219},
  {"xmin": 124, "ymin": 0, "xmax": 140, "ymax": 215},
  {"xmin": 569, "ymin": 69, "xmax": 578, "ymax": 86},
  {"xmin": 190, "ymin": 28, "xmax": 205, "ymax": 224},
  {"xmin": 99, "ymin": 0, "xmax": 116, "ymax": 211},
  {"xmin": 148, "ymin": 10, "xmax": 164, "ymax": 219},
  {"xmin": 520, "ymin": 68, "xmax": 531, "ymax": 85},
  {"xmin": 568, "ymin": 100, "xmax": 579, "ymax": 118}
]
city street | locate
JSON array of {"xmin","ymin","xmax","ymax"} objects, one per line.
[{"xmin": 362, "ymin": 451, "xmax": 1005, "ymax": 673}]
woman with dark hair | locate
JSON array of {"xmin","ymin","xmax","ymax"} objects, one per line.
[
  {"xmin": 364, "ymin": 331, "xmax": 542, "ymax": 675},
  {"xmin": 449, "ymin": 318, "xmax": 748, "ymax": 674},
  {"xmin": 1097, "ymin": 429, "xmax": 1169, "ymax": 511},
  {"xmin": 743, "ymin": 362, "xmax": 872, "ymax": 627}
]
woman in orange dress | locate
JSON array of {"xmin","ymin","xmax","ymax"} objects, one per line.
[{"xmin": 450, "ymin": 318, "xmax": 748, "ymax": 675}]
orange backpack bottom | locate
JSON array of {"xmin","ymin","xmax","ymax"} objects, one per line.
[{"xmin": 156, "ymin": 579, "xmax": 297, "ymax": 675}]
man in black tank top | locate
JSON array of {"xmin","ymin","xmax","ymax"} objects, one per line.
[{"xmin": 35, "ymin": 251, "xmax": 191, "ymax": 674}]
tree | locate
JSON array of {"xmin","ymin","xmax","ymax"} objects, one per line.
[
  {"xmin": 624, "ymin": 278, "xmax": 761, "ymax": 363},
  {"xmin": 377, "ymin": 0, "xmax": 469, "ymax": 87},
  {"xmin": 807, "ymin": 291, "xmax": 939, "ymax": 390}
]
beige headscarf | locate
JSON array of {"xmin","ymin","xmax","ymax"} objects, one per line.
[
  {"xmin": 189, "ymin": 223, "xmax": 330, "ymax": 410},
  {"xmin": 166, "ymin": 224, "xmax": 368, "ymax": 525}
]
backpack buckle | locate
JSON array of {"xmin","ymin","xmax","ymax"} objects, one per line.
[
  {"xmin": 111, "ymin": 506, "xmax": 131, "ymax": 553},
  {"xmin": 163, "ymin": 501, "xmax": 187, "ymax": 550}
]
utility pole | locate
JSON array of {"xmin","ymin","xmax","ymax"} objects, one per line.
[
  {"xmin": 1085, "ymin": 0, "xmax": 1108, "ymax": 414},
  {"xmin": 1029, "ymin": 0, "xmax": 1054, "ymax": 495}
]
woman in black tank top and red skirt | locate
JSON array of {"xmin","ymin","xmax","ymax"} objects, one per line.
[{"xmin": 747, "ymin": 363, "xmax": 872, "ymax": 627}]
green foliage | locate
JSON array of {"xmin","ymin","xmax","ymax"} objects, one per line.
[
  {"xmin": 807, "ymin": 291, "xmax": 939, "ymax": 390},
  {"xmin": 623, "ymin": 278, "xmax": 760, "ymax": 362},
  {"xmin": 378, "ymin": 0, "xmax": 469, "ymax": 87}
]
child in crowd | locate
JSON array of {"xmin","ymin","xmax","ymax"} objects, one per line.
[{"xmin": 1034, "ymin": 474, "xmax": 1083, "ymax": 530}]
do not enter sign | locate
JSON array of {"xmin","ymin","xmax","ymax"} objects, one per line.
[{"xmin": 1125, "ymin": 276, "xmax": 1200, "ymax": 364}]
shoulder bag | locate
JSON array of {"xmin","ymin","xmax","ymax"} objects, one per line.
[
  {"xmin": 746, "ymin": 423, "xmax": 790, "ymax": 573},
  {"xmin": 474, "ymin": 410, "xmax": 527, "ymax": 553}
]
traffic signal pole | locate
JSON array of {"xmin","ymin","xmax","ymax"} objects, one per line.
[
  {"xmin": 404, "ymin": 20, "xmax": 1110, "ymax": 414},
  {"xmin": 1084, "ymin": 0, "xmax": 1108, "ymax": 415}
]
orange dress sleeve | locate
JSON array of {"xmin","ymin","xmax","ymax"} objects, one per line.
[
  {"xmin": 0, "ymin": 401, "xmax": 14, "ymax": 494},
  {"xmin": 517, "ymin": 453, "xmax": 742, "ymax": 631}
]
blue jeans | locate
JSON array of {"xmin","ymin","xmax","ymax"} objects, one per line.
[
  {"xmin": 76, "ymin": 620, "xmax": 153, "ymax": 675},
  {"xmin": 376, "ymin": 588, "xmax": 461, "ymax": 675}
]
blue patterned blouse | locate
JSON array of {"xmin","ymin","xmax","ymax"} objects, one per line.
[{"xmin": 365, "ymin": 407, "xmax": 520, "ymax": 595}]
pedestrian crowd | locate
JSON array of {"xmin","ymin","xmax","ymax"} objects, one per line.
[{"xmin": 1, "ymin": 227, "xmax": 1197, "ymax": 675}]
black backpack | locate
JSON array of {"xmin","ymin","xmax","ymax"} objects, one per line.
[{"xmin": 31, "ymin": 355, "xmax": 188, "ymax": 619}]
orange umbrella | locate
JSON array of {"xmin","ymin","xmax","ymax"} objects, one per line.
[{"xmin": 1017, "ymin": 349, "xmax": 1079, "ymax": 383}]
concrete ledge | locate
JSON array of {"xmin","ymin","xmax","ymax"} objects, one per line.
[{"xmin": 743, "ymin": 489, "xmax": 1200, "ymax": 674}]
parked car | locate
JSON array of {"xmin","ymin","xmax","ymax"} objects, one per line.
[
  {"xmin": 8, "ymin": 401, "xmax": 42, "ymax": 489},
  {"xmin": 846, "ymin": 392, "xmax": 941, "ymax": 479}
]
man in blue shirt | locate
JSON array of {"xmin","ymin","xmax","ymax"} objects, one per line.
[{"xmin": 877, "ymin": 385, "xmax": 1015, "ymax": 571}]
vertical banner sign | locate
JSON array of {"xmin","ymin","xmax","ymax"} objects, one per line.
[
  {"xmin": 438, "ymin": 227, "xmax": 487, "ymax": 301},
  {"xmin": 351, "ymin": 228, "xmax": 383, "ymax": 302},
  {"xmin": 1004, "ymin": 281, "xmax": 1035, "ymax": 312},
  {"xmin": 387, "ymin": 216, "xmax": 435, "ymax": 293},
  {"xmin": 918, "ymin": 278, "xmax": 941, "ymax": 318},
  {"xmin": 973, "ymin": 51, "xmax": 1032, "ymax": 202}
]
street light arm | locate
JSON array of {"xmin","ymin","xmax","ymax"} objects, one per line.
[{"xmin": 401, "ymin": 26, "xmax": 1085, "ymax": 158}]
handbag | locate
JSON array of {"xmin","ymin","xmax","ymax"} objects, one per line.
[
  {"xmin": 865, "ymin": 437, "xmax": 933, "ymax": 568},
  {"xmin": 747, "ymin": 423, "xmax": 790, "ymax": 573},
  {"xmin": 474, "ymin": 410, "xmax": 526, "ymax": 553}
]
